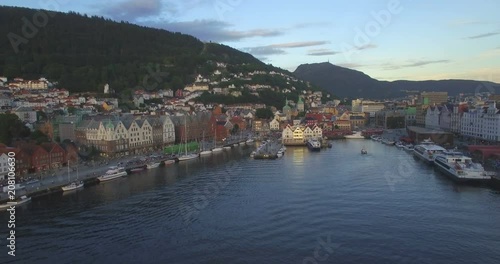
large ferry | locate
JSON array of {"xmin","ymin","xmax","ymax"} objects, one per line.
[
  {"xmin": 412, "ymin": 139, "xmax": 446, "ymax": 164},
  {"xmin": 434, "ymin": 151, "xmax": 492, "ymax": 182},
  {"xmin": 98, "ymin": 166, "xmax": 128, "ymax": 182},
  {"xmin": 307, "ymin": 138, "xmax": 321, "ymax": 151}
]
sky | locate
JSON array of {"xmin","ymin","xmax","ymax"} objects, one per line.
[{"xmin": 3, "ymin": 0, "xmax": 500, "ymax": 83}]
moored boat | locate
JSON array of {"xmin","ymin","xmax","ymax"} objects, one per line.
[
  {"xmin": 345, "ymin": 131, "xmax": 365, "ymax": 139},
  {"xmin": 178, "ymin": 153, "xmax": 199, "ymax": 161},
  {"xmin": 403, "ymin": 144, "xmax": 414, "ymax": 152},
  {"xmin": 0, "ymin": 195, "xmax": 32, "ymax": 210},
  {"xmin": 307, "ymin": 138, "xmax": 321, "ymax": 151},
  {"xmin": 212, "ymin": 146, "xmax": 223, "ymax": 152},
  {"xmin": 199, "ymin": 150, "xmax": 212, "ymax": 156},
  {"xmin": 412, "ymin": 139, "xmax": 446, "ymax": 164},
  {"xmin": 98, "ymin": 166, "xmax": 128, "ymax": 182},
  {"xmin": 129, "ymin": 165, "xmax": 146, "ymax": 173},
  {"xmin": 61, "ymin": 181, "xmax": 84, "ymax": 191},
  {"xmin": 164, "ymin": 159, "xmax": 175, "ymax": 165},
  {"xmin": 434, "ymin": 151, "xmax": 492, "ymax": 182},
  {"xmin": 146, "ymin": 162, "xmax": 161, "ymax": 169},
  {"xmin": 246, "ymin": 138, "xmax": 255, "ymax": 144}
]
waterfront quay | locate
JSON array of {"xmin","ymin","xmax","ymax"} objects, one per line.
[
  {"xmin": 253, "ymin": 139, "xmax": 283, "ymax": 159},
  {"xmin": 0, "ymin": 155, "xmax": 177, "ymax": 203}
]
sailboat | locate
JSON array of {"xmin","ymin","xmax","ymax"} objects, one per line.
[
  {"xmin": 178, "ymin": 116, "xmax": 199, "ymax": 161},
  {"xmin": 212, "ymin": 124, "xmax": 223, "ymax": 153},
  {"xmin": 61, "ymin": 160, "xmax": 84, "ymax": 192},
  {"xmin": 199, "ymin": 131, "xmax": 212, "ymax": 156}
]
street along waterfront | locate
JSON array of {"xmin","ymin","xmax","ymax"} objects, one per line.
[{"xmin": 1, "ymin": 140, "xmax": 500, "ymax": 263}]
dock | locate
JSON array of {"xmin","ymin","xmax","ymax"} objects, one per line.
[{"xmin": 253, "ymin": 140, "xmax": 283, "ymax": 159}]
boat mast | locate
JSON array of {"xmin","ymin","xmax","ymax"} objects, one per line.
[
  {"xmin": 67, "ymin": 159, "xmax": 70, "ymax": 183},
  {"xmin": 185, "ymin": 115, "xmax": 188, "ymax": 155}
]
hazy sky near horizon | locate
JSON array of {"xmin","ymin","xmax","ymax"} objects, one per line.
[{"xmin": 3, "ymin": 0, "xmax": 500, "ymax": 82}]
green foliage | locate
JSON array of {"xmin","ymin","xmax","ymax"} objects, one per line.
[
  {"xmin": 231, "ymin": 124, "xmax": 240, "ymax": 135},
  {"xmin": 30, "ymin": 130, "xmax": 49, "ymax": 144},
  {"xmin": 36, "ymin": 111, "xmax": 47, "ymax": 121},
  {"xmin": 255, "ymin": 108, "xmax": 274, "ymax": 119},
  {"xmin": 0, "ymin": 6, "xmax": 334, "ymax": 101},
  {"xmin": 67, "ymin": 106, "xmax": 77, "ymax": 115},
  {"xmin": 0, "ymin": 113, "xmax": 31, "ymax": 144}
]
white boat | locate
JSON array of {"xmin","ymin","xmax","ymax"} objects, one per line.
[
  {"xmin": 233, "ymin": 143, "xmax": 239, "ymax": 147},
  {"xmin": 164, "ymin": 160, "xmax": 175, "ymax": 165},
  {"xmin": 199, "ymin": 150, "xmax": 212, "ymax": 156},
  {"xmin": 212, "ymin": 147, "xmax": 224, "ymax": 152},
  {"xmin": 239, "ymin": 141, "xmax": 246, "ymax": 145},
  {"xmin": 246, "ymin": 138, "xmax": 255, "ymax": 144},
  {"xmin": 403, "ymin": 144, "xmax": 414, "ymax": 151},
  {"xmin": 178, "ymin": 153, "xmax": 198, "ymax": 161},
  {"xmin": 0, "ymin": 195, "xmax": 31, "ymax": 210},
  {"xmin": 222, "ymin": 146, "xmax": 231, "ymax": 150},
  {"xmin": 199, "ymin": 131, "xmax": 212, "ymax": 156},
  {"xmin": 370, "ymin": 135, "xmax": 380, "ymax": 141},
  {"xmin": 345, "ymin": 131, "xmax": 365, "ymax": 139},
  {"xmin": 277, "ymin": 151, "xmax": 283, "ymax": 158},
  {"xmin": 146, "ymin": 162, "xmax": 161, "ymax": 169},
  {"xmin": 61, "ymin": 181, "xmax": 84, "ymax": 191},
  {"xmin": 178, "ymin": 116, "xmax": 199, "ymax": 162},
  {"xmin": 434, "ymin": 151, "xmax": 492, "ymax": 182},
  {"xmin": 98, "ymin": 166, "xmax": 128, "ymax": 182},
  {"xmin": 382, "ymin": 138, "xmax": 395, "ymax": 145},
  {"xmin": 307, "ymin": 138, "xmax": 321, "ymax": 151},
  {"xmin": 412, "ymin": 139, "xmax": 446, "ymax": 164},
  {"xmin": 250, "ymin": 151, "xmax": 256, "ymax": 158},
  {"xmin": 395, "ymin": 142, "xmax": 404, "ymax": 148},
  {"xmin": 62, "ymin": 160, "xmax": 84, "ymax": 192}
]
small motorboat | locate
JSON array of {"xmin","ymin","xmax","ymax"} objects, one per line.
[
  {"xmin": 164, "ymin": 160, "xmax": 175, "ymax": 165},
  {"xmin": 361, "ymin": 148, "xmax": 368, "ymax": 155}
]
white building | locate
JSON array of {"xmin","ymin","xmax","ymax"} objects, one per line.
[
  {"xmin": 159, "ymin": 115, "xmax": 176, "ymax": 144},
  {"xmin": 269, "ymin": 118, "xmax": 280, "ymax": 131},
  {"xmin": 0, "ymin": 153, "xmax": 9, "ymax": 180},
  {"xmin": 425, "ymin": 105, "xmax": 441, "ymax": 130},
  {"xmin": 461, "ymin": 102, "xmax": 500, "ymax": 141},
  {"xmin": 13, "ymin": 107, "xmax": 37, "ymax": 123},
  {"xmin": 282, "ymin": 125, "xmax": 323, "ymax": 145}
]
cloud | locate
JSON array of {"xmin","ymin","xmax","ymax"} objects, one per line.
[
  {"xmin": 337, "ymin": 63, "xmax": 365, "ymax": 69},
  {"xmin": 244, "ymin": 41, "xmax": 330, "ymax": 57},
  {"xmin": 403, "ymin": 60, "xmax": 451, "ymax": 67},
  {"xmin": 356, "ymin": 44, "xmax": 377, "ymax": 50},
  {"xmin": 267, "ymin": 41, "xmax": 330, "ymax": 48},
  {"xmin": 148, "ymin": 19, "xmax": 284, "ymax": 42},
  {"xmin": 465, "ymin": 32, "xmax": 500, "ymax": 39},
  {"xmin": 101, "ymin": 0, "xmax": 163, "ymax": 21},
  {"xmin": 307, "ymin": 49, "xmax": 339, "ymax": 56},
  {"xmin": 382, "ymin": 60, "xmax": 451, "ymax": 70},
  {"xmin": 244, "ymin": 46, "xmax": 287, "ymax": 56}
]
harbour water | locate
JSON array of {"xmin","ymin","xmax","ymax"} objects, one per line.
[{"xmin": 2, "ymin": 140, "xmax": 500, "ymax": 263}]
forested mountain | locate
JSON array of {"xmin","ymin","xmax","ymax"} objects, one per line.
[
  {"xmin": 294, "ymin": 62, "xmax": 500, "ymax": 99},
  {"xmin": 0, "ymin": 6, "xmax": 310, "ymax": 101}
]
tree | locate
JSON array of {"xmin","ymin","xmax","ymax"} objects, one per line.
[
  {"xmin": 0, "ymin": 113, "xmax": 31, "ymax": 145},
  {"xmin": 255, "ymin": 108, "xmax": 273, "ymax": 119},
  {"xmin": 231, "ymin": 124, "xmax": 240, "ymax": 135},
  {"xmin": 37, "ymin": 111, "xmax": 47, "ymax": 121},
  {"xmin": 30, "ymin": 130, "xmax": 50, "ymax": 144},
  {"xmin": 67, "ymin": 106, "xmax": 77, "ymax": 115}
]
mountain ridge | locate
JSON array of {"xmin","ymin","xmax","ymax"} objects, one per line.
[{"xmin": 293, "ymin": 62, "xmax": 500, "ymax": 99}]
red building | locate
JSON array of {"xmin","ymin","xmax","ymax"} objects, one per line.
[
  {"xmin": 41, "ymin": 142, "xmax": 66, "ymax": 169},
  {"xmin": 13, "ymin": 142, "xmax": 50, "ymax": 173}
]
